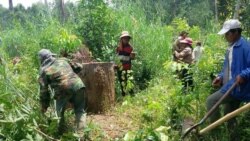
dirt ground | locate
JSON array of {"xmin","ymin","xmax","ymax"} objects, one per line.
[
  {"xmin": 87, "ymin": 112, "xmax": 138, "ymax": 140},
  {"xmin": 181, "ymin": 117, "xmax": 194, "ymax": 134}
]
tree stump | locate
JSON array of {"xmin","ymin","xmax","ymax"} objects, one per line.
[{"xmin": 78, "ymin": 62, "xmax": 115, "ymax": 113}]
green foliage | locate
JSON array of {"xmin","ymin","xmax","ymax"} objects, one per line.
[
  {"xmin": 0, "ymin": 55, "xmax": 41, "ymax": 140},
  {"xmin": 114, "ymin": 0, "xmax": 213, "ymax": 27},
  {"xmin": 217, "ymin": 0, "xmax": 236, "ymax": 21},
  {"xmin": 178, "ymin": 0, "xmax": 212, "ymax": 27},
  {"xmin": 239, "ymin": 0, "xmax": 250, "ymax": 37},
  {"xmin": 77, "ymin": 0, "xmax": 118, "ymax": 58},
  {"xmin": 2, "ymin": 27, "xmax": 27, "ymax": 57},
  {"xmin": 237, "ymin": 112, "xmax": 250, "ymax": 141},
  {"xmin": 1, "ymin": 0, "xmax": 250, "ymax": 140},
  {"xmin": 40, "ymin": 26, "xmax": 82, "ymax": 55},
  {"xmin": 170, "ymin": 18, "xmax": 190, "ymax": 35}
]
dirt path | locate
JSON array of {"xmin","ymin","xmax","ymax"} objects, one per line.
[{"xmin": 87, "ymin": 113, "xmax": 138, "ymax": 140}]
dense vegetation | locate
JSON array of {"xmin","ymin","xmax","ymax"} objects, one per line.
[{"xmin": 1, "ymin": 0, "xmax": 250, "ymax": 140}]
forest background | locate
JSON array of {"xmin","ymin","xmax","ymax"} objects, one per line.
[{"xmin": 1, "ymin": 0, "xmax": 250, "ymax": 140}]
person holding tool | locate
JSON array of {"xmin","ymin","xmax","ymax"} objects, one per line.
[{"xmin": 206, "ymin": 19, "xmax": 250, "ymax": 140}]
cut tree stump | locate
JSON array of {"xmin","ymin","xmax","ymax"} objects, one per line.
[{"xmin": 78, "ymin": 62, "xmax": 115, "ymax": 113}]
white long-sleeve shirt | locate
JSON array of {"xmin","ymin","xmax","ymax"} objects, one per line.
[{"xmin": 192, "ymin": 46, "xmax": 204, "ymax": 62}]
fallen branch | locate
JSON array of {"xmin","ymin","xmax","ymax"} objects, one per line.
[{"xmin": 33, "ymin": 128, "xmax": 60, "ymax": 141}]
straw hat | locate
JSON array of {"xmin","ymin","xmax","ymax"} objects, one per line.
[{"xmin": 120, "ymin": 31, "xmax": 132, "ymax": 39}]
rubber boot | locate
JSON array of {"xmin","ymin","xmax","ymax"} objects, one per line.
[{"xmin": 75, "ymin": 113, "xmax": 87, "ymax": 130}]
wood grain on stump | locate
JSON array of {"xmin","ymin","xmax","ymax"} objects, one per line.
[{"xmin": 78, "ymin": 62, "xmax": 115, "ymax": 113}]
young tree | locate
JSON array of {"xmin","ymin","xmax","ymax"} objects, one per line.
[
  {"xmin": 59, "ymin": 0, "xmax": 65, "ymax": 23},
  {"xmin": 233, "ymin": 0, "xmax": 241, "ymax": 19},
  {"xmin": 44, "ymin": 0, "xmax": 48, "ymax": 7},
  {"xmin": 77, "ymin": 0, "xmax": 117, "ymax": 58},
  {"xmin": 9, "ymin": 0, "xmax": 13, "ymax": 10},
  {"xmin": 215, "ymin": 0, "xmax": 218, "ymax": 22}
]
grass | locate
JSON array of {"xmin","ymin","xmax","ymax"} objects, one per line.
[{"xmin": 2, "ymin": 1, "xmax": 250, "ymax": 140}]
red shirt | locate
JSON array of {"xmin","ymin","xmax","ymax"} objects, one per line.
[{"xmin": 116, "ymin": 45, "xmax": 133, "ymax": 70}]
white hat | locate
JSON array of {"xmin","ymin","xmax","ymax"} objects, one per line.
[
  {"xmin": 120, "ymin": 31, "xmax": 131, "ymax": 39},
  {"xmin": 218, "ymin": 19, "xmax": 241, "ymax": 35}
]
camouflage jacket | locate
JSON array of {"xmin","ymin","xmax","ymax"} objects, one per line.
[{"xmin": 39, "ymin": 58, "xmax": 85, "ymax": 109}]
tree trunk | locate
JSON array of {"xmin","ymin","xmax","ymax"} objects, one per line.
[
  {"xmin": 44, "ymin": 0, "xmax": 48, "ymax": 7},
  {"xmin": 173, "ymin": 0, "xmax": 178, "ymax": 17},
  {"xmin": 9, "ymin": 0, "xmax": 13, "ymax": 11},
  {"xmin": 214, "ymin": 0, "xmax": 218, "ymax": 22},
  {"xmin": 59, "ymin": 0, "xmax": 65, "ymax": 23},
  {"xmin": 233, "ymin": 0, "xmax": 241, "ymax": 19},
  {"xmin": 78, "ymin": 62, "xmax": 115, "ymax": 113}
]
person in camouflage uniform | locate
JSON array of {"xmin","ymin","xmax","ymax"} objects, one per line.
[{"xmin": 38, "ymin": 49, "xmax": 86, "ymax": 133}]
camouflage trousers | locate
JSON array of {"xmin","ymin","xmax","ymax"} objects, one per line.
[{"xmin": 55, "ymin": 87, "xmax": 86, "ymax": 133}]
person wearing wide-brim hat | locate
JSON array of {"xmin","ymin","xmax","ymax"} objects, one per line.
[
  {"xmin": 116, "ymin": 31, "xmax": 135, "ymax": 96},
  {"xmin": 119, "ymin": 31, "xmax": 132, "ymax": 39}
]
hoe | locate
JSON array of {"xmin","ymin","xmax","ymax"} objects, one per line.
[{"xmin": 181, "ymin": 82, "xmax": 245, "ymax": 140}]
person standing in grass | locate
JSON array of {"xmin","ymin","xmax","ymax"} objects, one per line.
[
  {"xmin": 38, "ymin": 49, "xmax": 86, "ymax": 134},
  {"xmin": 206, "ymin": 19, "xmax": 250, "ymax": 140},
  {"xmin": 116, "ymin": 31, "xmax": 135, "ymax": 96},
  {"xmin": 172, "ymin": 31, "xmax": 189, "ymax": 61},
  {"xmin": 192, "ymin": 41, "xmax": 204, "ymax": 63},
  {"xmin": 174, "ymin": 37, "xmax": 194, "ymax": 92}
]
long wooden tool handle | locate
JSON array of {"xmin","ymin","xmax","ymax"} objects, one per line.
[
  {"xmin": 201, "ymin": 82, "xmax": 237, "ymax": 122},
  {"xmin": 181, "ymin": 82, "xmax": 237, "ymax": 140},
  {"xmin": 199, "ymin": 103, "xmax": 250, "ymax": 135}
]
